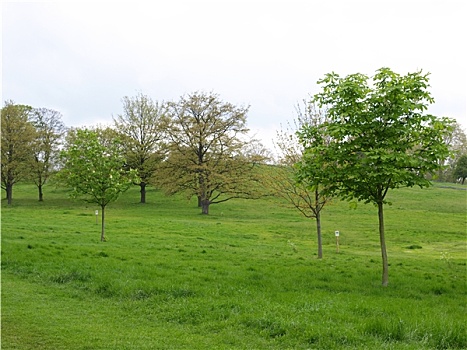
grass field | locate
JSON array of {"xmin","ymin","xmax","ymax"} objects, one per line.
[{"xmin": 1, "ymin": 182, "xmax": 466, "ymax": 349}]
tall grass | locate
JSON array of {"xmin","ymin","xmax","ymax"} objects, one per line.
[{"xmin": 2, "ymin": 183, "xmax": 466, "ymax": 349}]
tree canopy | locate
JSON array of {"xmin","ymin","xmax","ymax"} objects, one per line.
[
  {"xmin": 439, "ymin": 121, "xmax": 467, "ymax": 182},
  {"xmin": 1, "ymin": 101, "xmax": 36, "ymax": 204},
  {"xmin": 113, "ymin": 93, "xmax": 167, "ymax": 203},
  {"xmin": 297, "ymin": 68, "xmax": 452, "ymax": 285},
  {"xmin": 156, "ymin": 91, "xmax": 267, "ymax": 214},
  {"xmin": 453, "ymin": 154, "xmax": 467, "ymax": 184},
  {"xmin": 30, "ymin": 107, "xmax": 66, "ymax": 201}
]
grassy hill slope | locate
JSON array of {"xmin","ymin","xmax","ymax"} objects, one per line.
[{"xmin": 1, "ymin": 182, "xmax": 466, "ymax": 349}]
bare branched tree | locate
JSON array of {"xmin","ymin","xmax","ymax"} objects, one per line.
[{"xmin": 266, "ymin": 100, "xmax": 332, "ymax": 258}]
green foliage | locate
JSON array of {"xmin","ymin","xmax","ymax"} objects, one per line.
[
  {"xmin": 437, "ymin": 120, "xmax": 467, "ymax": 182},
  {"xmin": 59, "ymin": 129, "xmax": 139, "ymax": 207},
  {"xmin": 157, "ymin": 91, "xmax": 266, "ymax": 214},
  {"xmin": 453, "ymin": 154, "xmax": 467, "ymax": 184},
  {"xmin": 1, "ymin": 101, "xmax": 36, "ymax": 204},
  {"xmin": 113, "ymin": 93, "xmax": 167, "ymax": 203},
  {"xmin": 58, "ymin": 129, "xmax": 139, "ymax": 241},
  {"xmin": 29, "ymin": 107, "xmax": 66, "ymax": 201},
  {"xmin": 299, "ymin": 68, "xmax": 452, "ymax": 204},
  {"xmin": 1, "ymin": 183, "xmax": 466, "ymax": 349},
  {"xmin": 297, "ymin": 68, "xmax": 453, "ymax": 286}
]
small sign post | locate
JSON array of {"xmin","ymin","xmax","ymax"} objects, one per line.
[
  {"xmin": 335, "ymin": 231, "xmax": 340, "ymax": 253},
  {"xmin": 95, "ymin": 210, "xmax": 99, "ymax": 225}
]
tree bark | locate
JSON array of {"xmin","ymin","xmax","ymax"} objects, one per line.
[
  {"xmin": 315, "ymin": 188, "xmax": 323, "ymax": 259},
  {"xmin": 140, "ymin": 182, "xmax": 146, "ymax": 203},
  {"xmin": 6, "ymin": 184, "xmax": 13, "ymax": 205},
  {"xmin": 316, "ymin": 210, "xmax": 323, "ymax": 259},
  {"xmin": 201, "ymin": 199, "xmax": 210, "ymax": 215},
  {"xmin": 378, "ymin": 201, "xmax": 389, "ymax": 286},
  {"xmin": 100, "ymin": 205, "xmax": 106, "ymax": 242},
  {"xmin": 38, "ymin": 184, "xmax": 44, "ymax": 202}
]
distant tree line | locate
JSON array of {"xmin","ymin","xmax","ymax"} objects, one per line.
[
  {"xmin": 3, "ymin": 88, "xmax": 464, "ymax": 208},
  {"xmin": 1, "ymin": 92, "xmax": 270, "ymax": 213}
]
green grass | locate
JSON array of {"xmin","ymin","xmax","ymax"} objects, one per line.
[{"xmin": 1, "ymin": 183, "xmax": 466, "ymax": 349}]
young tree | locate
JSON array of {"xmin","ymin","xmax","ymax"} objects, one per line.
[
  {"xmin": 266, "ymin": 102, "xmax": 332, "ymax": 259},
  {"xmin": 297, "ymin": 68, "xmax": 452, "ymax": 286},
  {"xmin": 30, "ymin": 107, "xmax": 66, "ymax": 201},
  {"xmin": 58, "ymin": 129, "xmax": 139, "ymax": 241},
  {"xmin": 1, "ymin": 101, "xmax": 36, "ymax": 205},
  {"xmin": 158, "ymin": 91, "xmax": 266, "ymax": 214},
  {"xmin": 113, "ymin": 93, "xmax": 167, "ymax": 203}
]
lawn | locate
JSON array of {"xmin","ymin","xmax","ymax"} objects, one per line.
[{"xmin": 1, "ymin": 182, "xmax": 466, "ymax": 349}]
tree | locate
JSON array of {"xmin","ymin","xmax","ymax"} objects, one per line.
[
  {"xmin": 58, "ymin": 129, "xmax": 139, "ymax": 241},
  {"xmin": 30, "ymin": 107, "xmax": 66, "ymax": 201},
  {"xmin": 113, "ymin": 93, "xmax": 167, "ymax": 203},
  {"xmin": 297, "ymin": 68, "xmax": 452, "ymax": 286},
  {"xmin": 438, "ymin": 121, "xmax": 467, "ymax": 182},
  {"xmin": 453, "ymin": 154, "xmax": 467, "ymax": 184},
  {"xmin": 1, "ymin": 101, "xmax": 36, "ymax": 205},
  {"xmin": 266, "ymin": 101, "xmax": 332, "ymax": 259},
  {"xmin": 157, "ymin": 91, "xmax": 267, "ymax": 214}
]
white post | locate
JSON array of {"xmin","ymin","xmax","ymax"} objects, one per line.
[{"xmin": 335, "ymin": 231, "xmax": 340, "ymax": 253}]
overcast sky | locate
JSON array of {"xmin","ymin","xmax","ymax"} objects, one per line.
[{"xmin": 2, "ymin": 0, "xmax": 466, "ymax": 150}]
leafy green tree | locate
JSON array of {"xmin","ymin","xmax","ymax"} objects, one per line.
[
  {"xmin": 297, "ymin": 68, "xmax": 452, "ymax": 286},
  {"xmin": 1, "ymin": 101, "xmax": 36, "ymax": 205},
  {"xmin": 58, "ymin": 129, "xmax": 139, "ymax": 241},
  {"xmin": 267, "ymin": 102, "xmax": 332, "ymax": 259},
  {"xmin": 113, "ymin": 93, "xmax": 167, "ymax": 203},
  {"xmin": 30, "ymin": 107, "xmax": 66, "ymax": 201},
  {"xmin": 453, "ymin": 154, "xmax": 467, "ymax": 184},
  {"xmin": 158, "ymin": 91, "xmax": 266, "ymax": 214}
]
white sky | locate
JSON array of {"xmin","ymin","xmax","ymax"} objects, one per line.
[{"xmin": 2, "ymin": 0, "xmax": 466, "ymax": 151}]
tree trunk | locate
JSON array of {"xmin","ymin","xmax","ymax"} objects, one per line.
[
  {"xmin": 198, "ymin": 196, "xmax": 202, "ymax": 207},
  {"xmin": 316, "ymin": 210, "xmax": 323, "ymax": 259},
  {"xmin": 140, "ymin": 182, "xmax": 146, "ymax": 203},
  {"xmin": 315, "ymin": 188, "xmax": 323, "ymax": 259},
  {"xmin": 38, "ymin": 184, "xmax": 44, "ymax": 202},
  {"xmin": 201, "ymin": 199, "xmax": 210, "ymax": 215},
  {"xmin": 6, "ymin": 183, "xmax": 13, "ymax": 205},
  {"xmin": 100, "ymin": 205, "xmax": 106, "ymax": 242},
  {"xmin": 378, "ymin": 201, "xmax": 389, "ymax": 286}
]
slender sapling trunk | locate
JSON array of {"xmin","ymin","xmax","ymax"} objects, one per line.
[
  {"xmin": 316, "ymin": 210, "xmax": 323, "ymax": 259},
  {"xmin": 315, "ymin": 188, "xmax": 323, "ymax": 259},
  {"xmin": 378, "ymin": 200, "xmax": 389, "ymax": 286},
  {"xmin": 100, "ymin": 205, "xmax": 106, "ymax": 242}
]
